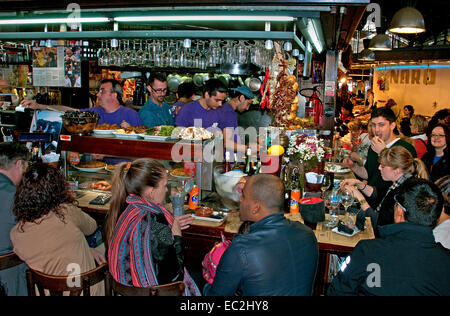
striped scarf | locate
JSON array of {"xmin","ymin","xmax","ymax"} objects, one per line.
[
  {"xmin": 375, "ymin": 173, "xmax": 412, "ymax": 213},
  {"xmin": 108, "ymin": 194, "xmax": 201, "ymax": 296}
]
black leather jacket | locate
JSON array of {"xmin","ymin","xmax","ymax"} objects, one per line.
[{"xmin": 204, "ymin": 212, "xmax": 319, "ymax": 296}]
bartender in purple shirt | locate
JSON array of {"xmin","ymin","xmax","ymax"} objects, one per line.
[
  {"xmin": 176, "ymin": 79, "xmax": 256, "ymax": 157},
  {"xmin": 220, "ymin": 85, "xmax": 254, "ymax": 154},
  {"xmin": 21, "ymin": 79, "xmax": 142, "ymax": 128}
]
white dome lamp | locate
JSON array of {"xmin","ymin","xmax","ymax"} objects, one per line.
[
  {"xmin": 388, "ymin": 7, "xmax": 426, "ymax": 34},
  {"xmin": 358, "ymin": 39, "xmax": 375, "ymax": 61},
  {"xmin": 369, "ymin": 33, "xmax": 392, "ymax": 51}
]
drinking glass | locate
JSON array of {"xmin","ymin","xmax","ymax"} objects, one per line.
[
  {"xmin": 340, "ymin": 190, "xmax": 355, "ymax": 226},
  {"xmin": 170, "ymin": 192, "xmax": 185, "ymax": 217},
  {"xmin": 325, "ymin": 189, "xmax": 340, "ymax": 227},
  {"xmin": 320, "ymin": 174, "xmax": 331, "ymax": 198},
  {"xmin": 135, "ymin": 40, "xmax": 145, "ymax": 66}
]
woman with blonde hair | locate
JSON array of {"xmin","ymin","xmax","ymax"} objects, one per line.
[
  {"xmin": 341, "ymin": 146, "xmax": 428, "ymax": 232},
  {"xmin": 106, "ymin": 158, "xmax": 200, "ymax": 295},
  {"xmin": 410, "ymin": 114, "xmax": 429, "ymax": 159}
]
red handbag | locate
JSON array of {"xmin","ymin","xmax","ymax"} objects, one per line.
[{"xmin": 202, "ymin": 232, "xmax": 231, "ymax": 284}]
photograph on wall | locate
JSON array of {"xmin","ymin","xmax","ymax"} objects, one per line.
[
  {"xmin": 32, "ymin": 46, "xmax": 65, "ymax": 87},
  {"xmin": 29, "ymin": 110, "xmax": 63, "ymax": 153},
  {"xmin": 32, "ymin": 47, "xmax": 58, "ymax": 68},
  {"xmin": 312, "ymin": 61, "xmax": 324, "ymax": 84},
  {"xmin": 64, "ymin": 46, "xmax": 82, "ymax": 88}
]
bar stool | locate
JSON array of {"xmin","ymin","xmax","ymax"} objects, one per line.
[
  {"xmin": 0, "ymin": 252, "xmax": 23, "ymax": 271},
  {"xmin": 25, "ymin": 263, "xmax": 108, "ymax": 296}
]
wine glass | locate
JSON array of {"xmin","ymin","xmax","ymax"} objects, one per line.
[
  {"xmin": 320, "ymin": 174, "xmax": 331, "ymax": 198},
  {"xmin": 340, "ymin": 190, "xmax": 355, "ymax": 227}
]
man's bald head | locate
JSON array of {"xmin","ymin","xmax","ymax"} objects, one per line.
[{"xmin": 247, "ymin": 174, "xmax": 285, "ymax": 213}]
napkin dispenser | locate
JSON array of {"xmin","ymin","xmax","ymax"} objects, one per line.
[{"xmin": 299, "ymin": 196, "xmax": 325, "ymax": 223}]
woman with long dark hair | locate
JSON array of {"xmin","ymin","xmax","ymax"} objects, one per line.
[
  {"xmin": 11, "ymin": 163, "xmax": 105, "ymax": 295},
  {"xmin": 421, "ymin": 123, "xmax": 449, "ymax": 182},
  {"xmin": 106, "ymin": 158, "xmax": 200, "ymax": 295}
]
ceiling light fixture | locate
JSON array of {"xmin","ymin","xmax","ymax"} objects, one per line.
[
  {"xmin": 358, "ymin": 39, "xmax": 375, "ymax": 61},
  {"xmin": 0, "ymin": 17, "xmax": 109, "ymax": 25},
  {"xmin": 114, "ymin": 15, "xmax": 295, "ymax": 22},
  {"xmin": 369, "ymin": 34, "xmax": 392, "ymax": 51},
  {"xmin": 306, "ymin": 18, "xmax": 323, "ymax": 54},
  {"xmin": 388, "ymin": 7, "xmax": 426, "ymax": 34}
]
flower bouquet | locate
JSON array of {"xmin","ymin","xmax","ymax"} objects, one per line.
[{"xmin": 286, "ymin": 134, "xmax": 325, "ymax": 171}]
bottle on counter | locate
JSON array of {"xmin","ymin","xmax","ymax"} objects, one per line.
[
  {"xmin": 244, "ymin": 147, "xmax": 252, "ymax": 175},
  {"xmin": 289, "ymin": 170, "xmax": 302, "ymax": 213},
  {"xmin": 223, "ymin": 151, "xmax": 231, "ymax": 173},
  {"xmin": 188, "ymin": 185, "xmax": 199, "ymax": 210}
]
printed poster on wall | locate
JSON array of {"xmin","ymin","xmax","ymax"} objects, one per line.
[{"xmin": 32, "ymin": 46, "xmax": 82, "ymax": 88}]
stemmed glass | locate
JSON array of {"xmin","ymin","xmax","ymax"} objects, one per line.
[
  {"xmin": 135, "ymin": 40, "xmax": 145, "ymax": 66},
  {"xmin": 320, "ymin": 174, "xmax": 331, "ymax": 198},
  {"xmin": 340, "ymin": 190, "xmax": 355, "ymax": 227}
]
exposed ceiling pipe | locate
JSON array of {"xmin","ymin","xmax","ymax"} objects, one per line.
[{"xmin": 334, "ymin": 6, "xmax": 345, "ymax": 50}]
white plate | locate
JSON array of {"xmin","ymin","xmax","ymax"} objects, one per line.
[
  {"xmin": 112, "ymin": 132, "xmax": 142, "ymax": 139},
  {"xmin": 93, "ymin": 129, "xmax": 115, "ymax": 135},
  {"xmin": 73, "ymin": 166, "xmax": 106, "ymax": 173},
  {"xmin": 325, "ymin": 163, "xmax": 351, "ymax": 174},
  {"xmin": 332, "ymin": 226, "xmax": 360, "ymax": 237},
  {"xmin": 139, "ymin": 133, "xmax": 170, "ymax": 141},
  {"xmin": 192, "ymin": 211, "xmax": 227, "ymax": 222}
]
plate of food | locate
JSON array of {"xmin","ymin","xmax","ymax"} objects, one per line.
[
  {"xmin": 332, "ymin": 226, "xmax": 361, "ymax": 237},
  {"xmin": 170, "ymin": 168, "xmax": 191, "ymax": 179},
  {"xmin": 192, "ymin": 207, "xmax": 227, "ymax": 222},
  {"xmin": 112, "ymin": 130, "xmax": 142, "ymax": 139},
  {"xmin": 93, "ymin": 123, "xmax": 119, "ymax": 135},
  {"xmin": 105, "ymin": 164, "xmax": 117, "ymax": 172},
  {"xmin": 73, "ymin": 161, "xmax": 106, "ymax": 173},
  {"xmin": 93, "ymin": 129, "xmax": 115, "ymax": 135},
  {"xmin": 325, "ymin": 162, "xmax": 351, "ymax": 174},
  {"xmin": 88, "ymin": 180, "xmax": 111, "ymax": 191},
  {"xmin": 176, "ymin": 126, "xmax": 214, "ymax": 141}
]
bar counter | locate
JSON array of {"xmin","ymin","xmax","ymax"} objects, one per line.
[{"xmin": 76, "ymin": 190, "xmax": 374, "ymax": 296}]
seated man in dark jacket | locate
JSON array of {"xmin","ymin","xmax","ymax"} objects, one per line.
[
  {"xmin": 203, "ymin": 174, "xmax": 319, "ymax": 296},
  {"xmin": 328, "ymin": 177, "xmax": 450, "ymax": 296}
]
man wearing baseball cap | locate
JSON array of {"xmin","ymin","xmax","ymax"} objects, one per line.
[{"xmin": 220, "ymin": 85, "xmax": 255, "ymax": 157}]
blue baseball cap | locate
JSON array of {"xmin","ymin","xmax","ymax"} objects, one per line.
[{"xmin": 232, "ymin": 85, "xmax": 254, "ymax": 99}]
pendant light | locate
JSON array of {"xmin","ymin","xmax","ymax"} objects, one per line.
[
  {"xmin": 388, "ymin": 7, "xmax": 426, "ymax": 34},
  {"xmin": 358, "ymin": 39, "xmax": 375, "ymax": 61},
  {"xmin": 369, "ymin": 33, "xmax": 392, "ymax": 51}
]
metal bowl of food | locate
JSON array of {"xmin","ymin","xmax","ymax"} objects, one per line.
[
  {"xmin": 62, "ymin": 111, "xmax": 99, "ymax": 135},
  {"xmin": 195, "ymin": 206, "xmax": 213, "ymax": 217}
]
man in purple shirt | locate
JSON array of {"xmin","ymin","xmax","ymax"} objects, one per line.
[
  {"xmin": 176, "ymin": 78, "xmax": 227, "ymax": 130},
  {"xmin": 176, "ymin": 80, "xmax": 256, "ymax": 159},
  {"xmin": 220, "ymin": 85, "xmax": 254, "ymax": 155},
  {"xmin": 22, "ymin": 79, "xmax": 142, "ymax": 127}
]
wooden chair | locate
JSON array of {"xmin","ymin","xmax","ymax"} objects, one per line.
[
  {"xmin": 105, "ymin": 271, "xmax": 185, "ymax": 296},
  {"xmin": 26, "ymin": 263, "xmax": 108, "ymax": 296},
  {"xmin": 0, "ymin": 252, "xmax": 23, "ymax": 271}
]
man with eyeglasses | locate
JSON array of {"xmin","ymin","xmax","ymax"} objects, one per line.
[
  {"xmin": 0, "ymin": 142, "xmax": 30, "ymax": 296},
  {"xmin": 21, "ymin": 79, "xmax": 142, "ymax": 128},
  {"xmin": 328, "ymin": 177, "xmax": 450, "ymax": 296},
  {"xmin": 139, "ymin": 72, "xmax": 174, "ymax": 128}
]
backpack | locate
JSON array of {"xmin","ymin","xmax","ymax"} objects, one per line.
[{"xmin": 202, "ymin": 232, "xmax": 231, "ymax": 284}]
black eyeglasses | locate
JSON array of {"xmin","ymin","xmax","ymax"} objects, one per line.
[
  {"xmin": 393, "ymin": 194, "xmax": 407, "ymax": 213},
  {"xmin": 149, "ymin": 86, "xmax": 167, "ymax": 94}
]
